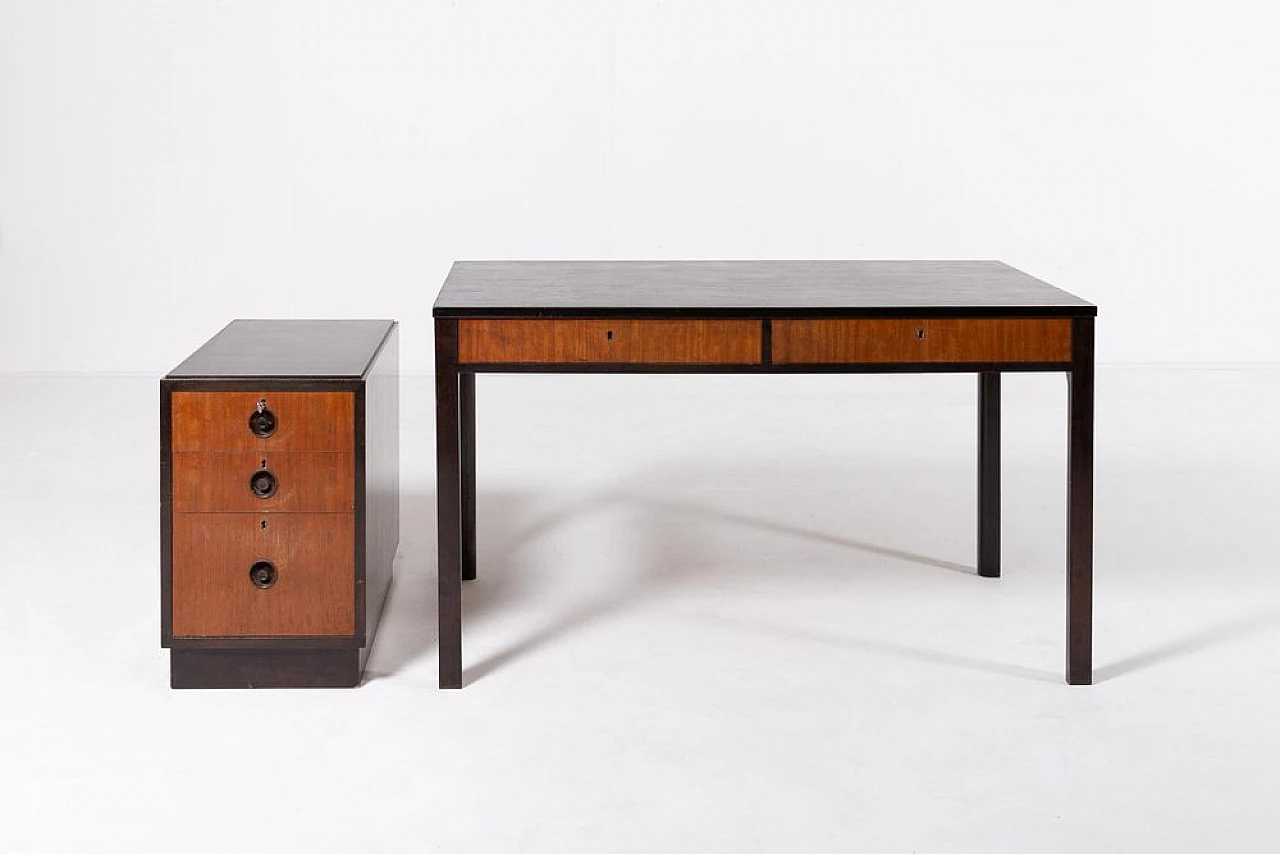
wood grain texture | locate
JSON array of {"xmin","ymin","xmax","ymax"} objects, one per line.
[
  {"xmin": 772, "ymin": 318, "xmax": 1071, "ymax": 364},
  {"xmin": 171, "ymin": 391, "xmax": 353, "ymax": 452},
  {"xmin": 171, "ymin": 451, "xmax": 354, "ymax": 513},
  {"xmin": 168, "ymin": 320, "xmax": 395, "ymax": 378},
  {"xmin": 459, "ymin": 318, "xmax": 762, "ymax": 364},
  {"xmin": 435, "ymin": 261, "xmax": 1096, "ymax": 317},
  {"xmin": 172, "ymin": 512, "xmax": 355, "ymax": 637}
]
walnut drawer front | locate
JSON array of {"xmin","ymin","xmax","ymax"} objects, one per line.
[
  {"xmin": 458, "ymin": 319, "xmax": 762, "ymax": 364},
  {"xmin": 171, "ymin": 513, "xmax": 355, "ymax": 637},
  {"xmin": 772, "ymin": 318, "xmax": 1072, "ymax": 364},
  {"xmin": 171, "ymin": 391, "xmax": 354, "ymax": 452},
  {"xmin": 171, "ymin": 452, "xmax": 354, "ymax": 513}
]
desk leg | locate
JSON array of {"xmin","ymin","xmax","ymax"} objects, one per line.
[
  {"xmin": 1067, "ymin": 317, "xmax": 1095, "ymax": 685},
  {"xmin": 435, "ymin": 318, "xmax": 463, "ymax": 689},
  {"xmin": 978, "ymin": 372, "xmax": 1001, "ymax": 578},
  {"xmin": 461, "ymin": 373, "xmax": 476, "ymax": 582}
]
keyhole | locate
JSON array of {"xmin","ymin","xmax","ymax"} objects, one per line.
[
  {"xmin": 260, "ymin": 459, "xmax": 267, "ymax": 469},
  {"xmin": 261, "ymin": 520, "xmax": 267, "ymax": 530},
  {"xmin": 606, "ymin": 330, "xmax": 614, "ymax": 341},
  {"xmin": 916, "ymin": 328, "xmax": 926, "ymax": 340}
]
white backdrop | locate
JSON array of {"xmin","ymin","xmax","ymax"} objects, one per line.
[{"xmin": 2, "ymin": 0, "xmax": 1277, "ymax": 374}]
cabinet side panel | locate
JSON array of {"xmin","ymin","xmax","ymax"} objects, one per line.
[
  {"xmin": 361, "ymin": 324, "xmax": 399, "ymax": 662},
  {"xmin": 161, "ymin": 382, "xmax": 173, "ymax": 646}
]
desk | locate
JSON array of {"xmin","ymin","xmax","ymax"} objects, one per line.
[{"xmin": 433, "ymin": 261, "xmax": 1096, "ymax": 689}]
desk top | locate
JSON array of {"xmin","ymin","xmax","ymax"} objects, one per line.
[
  {"xmin": 167, "ymin": 319, "xmax": 396, "ymax": 379},
  {"xmin": 434, "ymin": 260, "xmax": 1095, "ymax": 318}
]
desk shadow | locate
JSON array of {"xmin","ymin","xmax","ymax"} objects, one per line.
[
  {"xmin": 648, "ymin": 498, "xmax": 976, "ymax": 575},
  {"xmin": 694, "ymin": 611, "xmax": 1061, "ymax": 683},
  {"xmin": 371, "ymin": 412, "xmax": 1280, "ymax": 686},
  {"xmin": 1094, "ymin": 609, "xmax": 1280, "ymax": 683},
  {"xmin": 359, "ymin": 488, "xmax": 436, "ymax": 681},
  {"xmin": 463, "ymin": 479, "xmax": 984, "ymax": 686},
  {"xmin": 365, "ymin": 488, "xmax": 561, "ymax": 681},
  {"xmin": 376, "ymin": 455, "xmax": 1280, "ymax": 687}
]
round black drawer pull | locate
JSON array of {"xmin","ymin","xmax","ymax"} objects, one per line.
[
  {"xmin": 250, "ymin": 469, "xmax": 277, "ymax": 499},
  {"xmin": 249, "ymin": 401, "xmax": 277, "ymax": 438},
  {"xmin": 249, "ymin": 560, "xmax": 278, "ymax": 589}
]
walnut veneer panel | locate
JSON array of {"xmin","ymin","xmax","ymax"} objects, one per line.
[
  {"xmin": 171, "ymin": 391, "xmax": 354, "ymax": 452},
  {"xmin": 172, "ymin": 513, "xmax": 355, "ymax": 637},
  {"xmin": 172, "ymin": 452, "xmax": 354, "ymax": 513},
  {"xmin": 459, "ymin": 319, "xmax": 762, "ymax": 364},
  {"xmin": 772, "ymin": 318, "xmax": 1072, "ymax": 364}
]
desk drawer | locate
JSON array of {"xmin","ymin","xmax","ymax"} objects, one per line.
[
  {"xmin": 171, "ymin": 512, "xmax": 355, "ymax": 637},
  {"xmin": 171, "ymin": 451, "xmax": 355, "ymax": 513},
  {"xmin": 458, "ymin": 319, "xmax": 762, "ymax": 364},
  {"xmin": 171, "ymin": 391, "xmax": 354, "ymax": 452},
  {"xmin": 772, "ymin": 318, "xmax": 1072, "ymax": 364}
]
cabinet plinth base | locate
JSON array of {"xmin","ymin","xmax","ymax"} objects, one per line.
[{"xmin": 170, "ymin": 648, "xmax": 359, "ymax": 689}]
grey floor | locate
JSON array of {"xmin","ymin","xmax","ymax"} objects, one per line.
[{"xmin": 3, "ymin": 368, "xmax": 1277, "ymax": 852}]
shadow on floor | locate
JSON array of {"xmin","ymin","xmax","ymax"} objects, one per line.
[
  {"xmin": 371, "ymin": 456, "xmax": 1280, "ymax": 688},
  {"xmin": 366, "ymin": 469, "xmax": 987, "ymax": 683},
  {"xmin": 453, "ymin": 463, "xmax": 1000, "ymax": 685},
  {"xmin": 1094, "ymin": 609, "xmax": 1280, "ymax": 683}
]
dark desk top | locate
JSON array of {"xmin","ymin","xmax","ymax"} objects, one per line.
[
  {"xmin": 434, "ymin": 260, "xmax": 1094, "ymax": 318},
  {"xmin": 167, "ymin": 319, "xmax": 396, "ymax": 379}
]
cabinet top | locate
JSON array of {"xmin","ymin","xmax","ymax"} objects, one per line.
[
  {"xmin": 167, "ymin": 320, "xmax": 396, "ymax": 379},
  {"xmin": 433, "ymin": 260, "xmax": 1094, "ymax": 318}
]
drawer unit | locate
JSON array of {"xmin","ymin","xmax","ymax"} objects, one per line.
[
  {"xmin": 171, "ymin": 513, "xmax": 355, "ymax": 637},
  {"xmin": 171, "ymin": 451, "xmax": 355, "ymax": 513},
  {"xmin": 772, "ymin": 318, "xmax": 1072, "ymax": 364},
  {"xmin": 171, "ymin": 391, "xmax": 355, "ymax": 451},
  {"xmin": 458, "ymin": 318, "xmax": 763, "ymax": 364},
  {"xmin": 161, "ymin": 320, "xmax": 399, "ymax": 689}
]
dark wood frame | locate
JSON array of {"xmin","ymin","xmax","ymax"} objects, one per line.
[{"xmin": 434, "ymin": 312, "xmax": 1095, "ymax": 689}]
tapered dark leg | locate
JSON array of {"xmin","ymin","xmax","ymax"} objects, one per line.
[
  {"xmin": 435, "ymin": 318, "xmax": 463, "ymax": 689},
  {"xmin": 978, "ymin": 372, "xmax": 1001, "ymax": 578},
  {"xmin": 1067, "ymin": 317, "xmax": 1095, "ymax": 685},
  {"xmin": 460, "ymin": 373, "xmax": 476, "ymax": 582}
]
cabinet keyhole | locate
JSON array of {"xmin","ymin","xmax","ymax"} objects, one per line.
[
  {"xmin": 606, "ymin": 330, "xmax": 614, "ymax": 341},
  {"xmin": 916, "ymin": 328, "xmax": 926, "ymax": 340}
]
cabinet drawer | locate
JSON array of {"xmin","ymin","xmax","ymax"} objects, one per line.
[
  {"xmin": 171, "ymin": 452, "xmax": 354, "ymax": 513},
  {"xmin": 171, "ymin": 513, "xmax": 355, "ymax": 637},
  {"xmin": 458, "ymin": 319, "xmax": 762, "ymax": 364},
  {"xmin": 171, "ymin": 391, "xmax": 354, "ymax": 452},
  {"xmin": 772, "ymin": 318, "xmax": 1072, "ymax": 364}
]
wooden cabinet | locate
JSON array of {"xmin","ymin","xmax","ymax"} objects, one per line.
[{"xmin": 161, "ymin": 320, "xmax": 398, "ymax": 688}]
